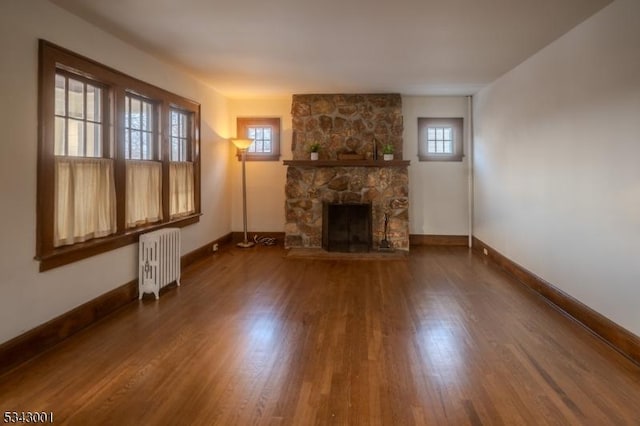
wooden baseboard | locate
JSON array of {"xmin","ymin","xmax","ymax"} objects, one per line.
[
  {"xmin": 181, "ymin": 232, "xmax": 232, "ymax": 268},
  {"xmin": 472, "ymin": 237, "xmax": 640, "ymax": 366},
  {"xmin": 410, "ymin": 234, "xmax": 469, "ymax": 246},
  {"xmin": 0, "ymin": 279, "xmax": 137, "ymax": 376},
  {"xmin": 0, "ymin": 232, "xmax": 234, "ymax": 377}
]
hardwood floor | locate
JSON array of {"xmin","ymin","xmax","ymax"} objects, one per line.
[{"xmin": 1, "ymin": 246, "xmax": 639, "ymax": 425}]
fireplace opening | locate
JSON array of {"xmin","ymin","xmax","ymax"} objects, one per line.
[{"xmin": 322, "ymin": 202, "xmax": 372, "ymax": 253}]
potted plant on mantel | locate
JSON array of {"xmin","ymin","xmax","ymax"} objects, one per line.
[
  {"xmin": 309, "ymin": 143, "xmax": 320, "ymax": 160},
  {"xmin": 382, "ymin": 144, "xmax": 394, "ymax": 161}
]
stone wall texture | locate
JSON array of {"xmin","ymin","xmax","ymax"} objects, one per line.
[
  {"xmin": 291, "ymin": 94, "xmax": 403, "ymax": 160},
  {"xmin": 286, "ymin": 93, "xmax": 409, "ymax": 251},
  {"xmin": 284, "ymin": 166, "xmax": 409, "ymax": 250}
]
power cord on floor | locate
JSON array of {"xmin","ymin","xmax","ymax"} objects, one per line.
[{"xmin": 254, "ymin": 234, "xmax": 277, "ymax": 246}]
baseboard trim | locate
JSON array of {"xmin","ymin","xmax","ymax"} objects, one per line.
[
  {"xmin": 0, "ymin": 279, "xmax": 137, "ymax": 376},
  {"xmin": 0, "ymin": 232, "xmax": 234, "ymax": 377},
  {"xmin": 472, "ymin": 236, "xmax": 640, "ymax": 366},
  {"xmin": 410, "ymin": 234, "xmax": 469, "ymax": 246},
  {"xmin": 181, "ymin": 232, "xmax": 233, "ymax": 268}
]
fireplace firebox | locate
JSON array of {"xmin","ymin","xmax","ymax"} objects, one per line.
[{"xmin": 322, "ymin": 203, "xmax": 372, "ymax": 253}]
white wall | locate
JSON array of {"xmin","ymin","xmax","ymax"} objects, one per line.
[
  {"xmin": 228, "ymin": 98, "xmax": 292, "ymax": 233},
  {"xmin": 0, "ymin": 0, "xmax": 231, "ymax": 343},
  {"xmin": 403, "ymin": 96, "xmax": 470, "ymax": 236},
  {"xmin": 473, "ymin": 0, "xmax": 640, "ymax": 336}
]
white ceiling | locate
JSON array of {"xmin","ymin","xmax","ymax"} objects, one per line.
[{"xmin": 49, "ymin": 0, "xmax": 612, "ymax": 98}]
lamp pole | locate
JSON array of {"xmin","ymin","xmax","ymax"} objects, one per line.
[
  {"xmin": 238, "ymin": 147, "xmax": 254, "ymax": 248},
  {"xmin": 231, "ymin": 138, "xmax": 255, "ymax": 248}
]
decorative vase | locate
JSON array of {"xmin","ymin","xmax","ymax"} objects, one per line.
[
  {"xmin": 310, "ymin": 152, "xmax": 319, "ymax": 161},
  {"xmin": 383, "ymin": 153, "xmax": 394, "ymax": 161}
]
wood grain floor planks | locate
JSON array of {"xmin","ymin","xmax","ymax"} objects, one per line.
[{"xmin": 1, "ymin": 245, "xmax": 638, "ymax": 425}]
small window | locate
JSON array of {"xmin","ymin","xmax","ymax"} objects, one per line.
[
  {"xmin": 236, "ymin": 117, "xmax": 281, "ymax": 161},
  {"xmin": 418, "ymin": 117, "xmax": 463, "ymax": 161}
]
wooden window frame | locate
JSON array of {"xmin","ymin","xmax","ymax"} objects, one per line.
[
  {"xmin": 417, "ymin": 117, "xmax": 464, "ymax": 162},
  {"xmin": 236, "ymin": 117, "xmax": 281, "ymax": 161},
  {"xmin": 37, "ymin": 40, "xmax": 201, "ymax": 272}
]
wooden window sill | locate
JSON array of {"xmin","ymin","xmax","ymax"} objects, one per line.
[{"xmin": 36, "ymin": 214, "xmax": 200, "ymax": 272}]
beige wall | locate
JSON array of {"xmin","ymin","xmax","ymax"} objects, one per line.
[
  {"xmin": 228, "ymin": 98, "xmax": 292, "ymax": 233},
  {"xmin": 473, "ymin": 0, "xmax": 640, "ymax": 335},
  {"xmin": 0, "ymin": 0, "xmax": 231, "ymax": 343},
  {"xmin": 403, "ymin": 96, "xmax": 471, "ymax": 236}
]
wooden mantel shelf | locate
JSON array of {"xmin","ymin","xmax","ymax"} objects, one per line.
[{"xmin": 283, "ymin": 160, "xmax": 410, "ymax": 167}]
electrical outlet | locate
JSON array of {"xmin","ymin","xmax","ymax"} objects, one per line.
[
  {"xmin": 212, "ymin": 243, "xmax": 219, "ymax": 252},
  {"xmin": 483, "ymin": 248, "xmax": 488, "ymax": 256}
]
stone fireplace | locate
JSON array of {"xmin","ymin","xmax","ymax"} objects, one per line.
[{"xmin": 284, "ymin": 94, "xmax": 409, "ymax": 251}]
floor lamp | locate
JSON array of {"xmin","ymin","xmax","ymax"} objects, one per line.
[{"xmin": 231, "ymin": 138, "xmax": 255, "ymax": 248}]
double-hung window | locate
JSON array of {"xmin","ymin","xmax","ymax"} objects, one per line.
[
  {"xmin": 37, "ymin": 40, "xmax": 201, "ymax": 271},
  {"xmin": 169, "ymin": 108, "xmax": 195, "ymax": 218},
  {"xmin": 53, "ymin": 71, "xmax": 116, "ymax": 248},
  {"xmin": 124, "ymin": 94, "xmax": 162, "ymax": 228}
]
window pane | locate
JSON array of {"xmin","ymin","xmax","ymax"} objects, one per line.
[
  {"xmin": 263, "ymin": 140, "xmax": 271, "ymax": 152},
  {"xmin": 143, "ymin": 102, "xmax": 152, "ymax": 131},
  {"xmin": 248, "ymin": 128, "xmax": 255, "ymax": 138},
  {"xmin": 55, "ymin": 117, "xmax": 66, "ymax": 155},
  {"xmin": 55, "ymin": 74, "xmax": 66, "ymax": 116},
  {"xmin": 444, "ymin": 140, "xmax": 452, "ymax": 153},
  {"xmin": 67, "ymin": 118, "xmax": 84, "ymax": 156},
  {"xmin": 142, "ymin": 132, "xmax": 151, "ymax": 160},
  {"xmin": 68, "ymin": 79, "xmax": 84, "ymax": 119},
  {"xmin": 171, "ymin": 111, "xmax": 178, "ymax": 136},
  {"xmin": 125, "ymin": 98, "xmax": 130, "ymax": 129},
  {"xmin": 86, "ymin": 84, "xmax": 101, "ymax": 122},
  {"xmin": 264, "ymin": 127, "xmax": 271, "ymax": 139},
  {"xmin": 428, "ymin": 141, "xmax": 435, "ymax": 153},
  {"xmin": 181, "ymin": 140, "xmax": 187, "ymax": 161},
  {"xmin": 141, "ymin": 132, "xmax": 147, "ymax": 159},
  {"xmin": 443, "ymin": 128, "xmax": 452, "ymax": 140},
  {"xmin": 86, "ymin": 122, "xmax": 102, "ymax": 157},
  {"xmin": 180, "ymin": 114, "xmax": 187, "ymax": 138},
  {"xmin": 436, "ymin": 128, "xmax": 443, "ymax": 140},
  {"xmin": 172, "ymin": 137, "xmax": 179, "ymax": 160},
  {"xmin": 131, "ymin": 131, "xmax": 141, "ymax": 159},
  {"xmin": 130, "ymin": 98, "xmax": 141, "ymax": 130},
  {"xmin": 427, "ymin": 128, "xmax": 435, "ymax": 139}
]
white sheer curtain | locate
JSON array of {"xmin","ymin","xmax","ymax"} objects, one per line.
[
  {"xmin": 170, "ymin": 162, "xmax": 195, "ymax": 218},
  {"xmin": 126, "ymin": 160, "xmax": 162, "ymax": 228},
  {"xmin": 55, "ymin": 157, "xmax": 117, "ymax": 247}
]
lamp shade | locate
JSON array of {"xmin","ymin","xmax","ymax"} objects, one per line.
[{"xmin": 231, "ymin": 138, "xmax": 254, "ymax": 150}]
